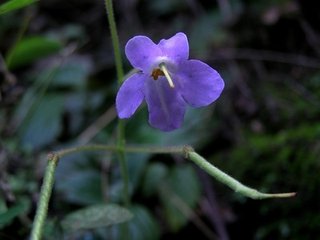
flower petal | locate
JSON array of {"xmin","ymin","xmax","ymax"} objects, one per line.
[
  {"xmin": 116, "ymin": 73, "xmax": 146, "ymax": 118},
  {"xmin": 158, "ymin": 32, "xmax": 189, "ymax": 63},
  {"xmin": 144, "ymin": 77, "xmax": 186, "ymax": 131},
  {"xmin": 177, "ymin": 60, "xmax": 224, "ymax": 107},
  {"xmin": 125, "ymin": 36, "xmax": 162, "ymax": 71}
]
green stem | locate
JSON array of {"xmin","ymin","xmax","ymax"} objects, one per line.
[
  {"xmin": 104, "ymin": 0, "xmax": 124, "ymax": 84},
  {"xmin": 104, "ymin": 0, "xmax": 129, "ymax": 211},
  {"xmin": 30, "ymin": 144, "xmax": 295, "ymax": 239},
  {"xmin": 57, "ymin": 144, "xmax": 182, "ymax": 157},
  {"xmin": 59, "ymin": 144, "xmax": 295, "ymax": 200},
  {"xmin": 30, "ymin": 154, "xmax": 59, "ymax": 240},
  {"xmin": 184, "ymin": 148, "xmax": 296, "ymax": 199}
]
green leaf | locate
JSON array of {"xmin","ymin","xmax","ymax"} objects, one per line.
[
  {"xmin": 126, "ymin": 153, "xmax": 150, "ymax": 193},
  {"xmin": 50, "ymin": 56, "xmax": 92, "ymax": 89},
  {"xmin": 0, "ymin": 198, "xmax": 30, "ymax": 228},
  {"xmin": 0, "ymin": 0, "xmax": 38, "ymax": 15},
  {"xmin": 6, "ymin": 36, "xmax": 62, "ymax": 69},
  {"xmin": 56, "ymin": 168, "xmax": 104, "ymax": 205},
  {"xmin": 190, "ymin": 10, "xmax": 227, "ymax": 57},
  {"xmin": 111, "ymin": 205, "xmax": 160, "ymax": 240},
  {"xmin": 0, "ymin": 198, "xmax": 7, "ymax": 214},
  {"xmin": 160, "ymin": 165, "xmax": 202, "ymax": 231},
  {"xmin": 108, "ymin": 153, "xmax": 150, "ymax": 202},
  {"xmin": 19, "ymin": 95, "xmax": 64, "ymax": 149},
  {"xmin": 142, "ymin": 162, "xmax": 168, "ymax": 197},
  {"xmin": 126, "ymin": 107, "xmax": 218, "ymax": 146},
  {"xmin": 62, "ymin": 204, "xmax": 133, "ymax": 232}
]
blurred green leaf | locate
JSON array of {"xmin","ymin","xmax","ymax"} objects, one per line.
[
  {"xmin": 142, "ymin": 162, "xmax": 168, "ymax": 197},
  {"xmin": 126, "ymin": 153, "xmax": 150, "ymax": 193},
  {"xmin": 126, "ymin": 107, "xmax": 218, "ymax": 147},
  {"xmin": 108, "ymin": 153, "xmax": 150, "ymax": 202},
  {"xmin": 111, "ymin": 205, "xmax": 160, "ymax": 240},
  {"xmin": 6, "ymin": 36, "xmax": 62, "ymax": 69},
  {"xmin": 0, "ymin": 198, "xmax": 30, "ymax": 228},
  {"xmin": 50, "ymin": 56, "xmax": 92, "ymax": 89},
  {"xmin": 160, "ymin": 165, "xmax": 201, "ymax": 231},
  {"xmin": 62, "ymin": 204, "xmax": 133, "ymax": 232},
  {"xmin": 190, "ymin": 11, "xmax": 227, "ymax": 57},
  {"xmin": 56, "ymin": 168, "xmax": 104, "ymax": 205},
  {"xmin": 0, "ymin": 199, "xmax": 6, "ymax": 214},
  {"xmin": 147, "ymin": 0, "xmax": 184, "ymax": 15},
  {"xmin": 19, "ymin": 95, "xmax": 64, "ymax": 149},
  {"xmin": 0, "ymin": 0, "xmax": 38, "ymax": 15}
]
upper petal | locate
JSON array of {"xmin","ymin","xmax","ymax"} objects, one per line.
[
  {"xmin": 125, "ymin": 36, "xmax": 162, "ymax": 71},
  {"xmin": 144, "ymin": 77, "xmax": 186, "ymax": 131},
  {"xmin": 116, "ymin": 73, "xmax": 146, "ymax": 118},
  {"xmin": 177, "ymin": 60, "xmax": 224, "ymax": 107},
  {"xmin": 158, "ymin": 32, "xmax": 189, "ymax": 63}
]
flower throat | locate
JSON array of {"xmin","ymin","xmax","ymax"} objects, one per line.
[{"xmin": 151, "ymin": 63, "xmax": 175, "ymax": 88}]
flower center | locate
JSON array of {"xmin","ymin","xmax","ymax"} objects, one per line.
[
  {"xmin": 151, "ymin": 68, "xmax": 164, "ymax": 80},
  {"xmin": 150, "ymin": 63, "xmax": 175, "ymax": 88}
]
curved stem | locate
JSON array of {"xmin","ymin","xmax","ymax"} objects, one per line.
[
  {"xmin": 184, "ymin": 148, "xmax": 296, "ymax": 199},
  {"xmin": 59, "ymin": 144, "xmax": 295, "ymax": 200},
  {"xmin": 30, "ymin": 144, "xmax": 295, "ymax": 239}
]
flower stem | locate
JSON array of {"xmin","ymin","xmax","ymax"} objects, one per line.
[
  {"xmin": 184, "ymin": 147, "xmax": 296, "ymax": 199},
  {"xmin": 104, "ymin": 0, "xmax": 129, "ymax": 207},
  {"xmin": 57, "ymin": 144, "xmax": 296, "ymax": 200},
  {"xmin": 30, "ymin": 144, "xmax": 295, "ymax": 239},
  {"xmin": 30, "ymin": 154, "xmax": 59, "ymax": 240},
  {"xmin": 104, "ymin": 0, "xmax": 124, "ymax": 85}
]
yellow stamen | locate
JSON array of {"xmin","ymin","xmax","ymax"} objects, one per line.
[{"xmin": 159, "ymin": 63, "xmax": 175, "ymax": 88}]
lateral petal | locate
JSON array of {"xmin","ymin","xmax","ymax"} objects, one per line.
[
  {"xmin": 178, "ymin": 60, "xmax": 224, "ymax": 107},
  {"xmin": 116, "ymin": 73, "xmax": 146, "ymax": 118}
]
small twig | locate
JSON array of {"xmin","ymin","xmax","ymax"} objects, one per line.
[
  {"xmin": 198, "ymin": 171, "xmax": 229, "ymax": 240},
  {"xmin": 77, "ymin": 106, "xmax": 117, "ymax": 144},
  {"xmin": 300, "ymin": 19, "xmax": 320, "ymax": 57},
  {"xmin": 160, "ymin": 185, "xmax": 217, "ymax": 240}
]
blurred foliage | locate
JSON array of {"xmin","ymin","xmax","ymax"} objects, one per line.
[
  {"xmin": 1, "ymin": 0, "xmax": 320, "ymax": 239},
  {"xmin": 0, "ymin": 0, "xmax": 38, "ymax": 15},
  {"xmin": 61, "ymin": 204, "xmax": 133, "ymax": 232}
]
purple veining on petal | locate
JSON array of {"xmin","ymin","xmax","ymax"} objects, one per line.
[
  {"xmin": 116, "ymin": 73, "xmax": 146, "ymax": 118},
  {"xmin": 144, "ymin": 77, "xmax": 186, "ymax": 131}
]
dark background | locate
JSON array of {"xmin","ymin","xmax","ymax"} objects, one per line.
[{"xmin": 1, "ymin": 0, "xmax": 320, "ymax": 239}]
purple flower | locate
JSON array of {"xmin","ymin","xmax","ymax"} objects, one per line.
[{"xmin": 116, "ymin": 32, "xmax": 224, "ymax": 131}]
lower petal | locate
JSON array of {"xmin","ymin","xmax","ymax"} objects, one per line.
[
  {"xmin": 144, "ymin": 77, "xmax": 186, "ymax": 131},
  {"xmin": 178, "ymin": 60, "xmax": 224, "ymax": 107},
  {"xmin": 116, "ymin": 73, "xmax": 146, "ymax": 118}
]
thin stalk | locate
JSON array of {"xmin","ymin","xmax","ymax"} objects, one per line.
[
  {"xmin": 184, "ymin": 148, "xmax": 296, "ymax": 199},
  {"xmin": 104, "ymin": 0, "xmax": 129, "ymax": 216},
  {"xmin": 58, "ymin": 144, "xmax": 296, "ymax": 200},
  {"xmin": 104, "ymin": 0, "xmax": 124, "ymax": 84},
  {"xmin": 30, "ymin": 144, "xmax": 295, "ymax": 239},
  {"xmin": 30, "ymin": 154, "xmax": 59, "ymax": 240}
]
